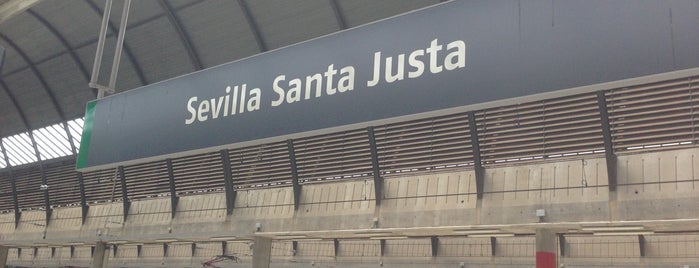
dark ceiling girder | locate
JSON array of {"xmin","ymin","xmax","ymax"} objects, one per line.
[
  {"xmin": 0, "ymin": 80, "xmax": 31, "ymax": 130},
  {"xmin": 83, "ymin": 0, "xmax": 148, "ymax": 87},
  {"xmin": 329, "ymin": 0, "xmax": 348, "ymax": 30},
  {"xmin": 25, "ymin": 9, "xmax": 96, "ymax": 97},
  {"xmin": 0, "ymin": 32, "xmax": 66, "ymax": 122},
  {"xmin": 237, "ymin": 0, "xmax": 267, "ymax": 52},
  {"xmin": 157, "ymin": 0, "xmax": 203, "ymax": 70},
  {"xmin": 2, "ymin": 0, "xmax": 205, "ymax": 80}
]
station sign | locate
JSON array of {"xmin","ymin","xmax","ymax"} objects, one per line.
[{"xmin": 77, "ymin": 0, "xmax": 699, "ymax": 170}]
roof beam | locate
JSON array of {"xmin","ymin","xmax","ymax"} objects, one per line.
[
  {"xmin": 158, "ymin": 0, "xmax": 203, "ymax": 70},
  {"xmin": 237, "ymin": 0, "xmax": 267, "ymax": 52},
  {"xmin": 329, "ymin": 0, "xmax": 347, "ymax": 29},
  {"xmin": 83, "ymin": 0, "xmax": 148, "ymax": 87},
  {"xmin": 0, "ymin": 0, "xmax": 42, "ymax": 25},
  {"xmin": 26, "ymin": 9, "xmax": 96, "ymax": 96},
  {"xmin": 0, "ymin": 32, "xmax": 66, "ymax": 121}
]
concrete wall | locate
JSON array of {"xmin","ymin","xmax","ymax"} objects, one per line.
[{"xmin": 3, "ymin": 147, "xmax": 699, "ymax": 267}]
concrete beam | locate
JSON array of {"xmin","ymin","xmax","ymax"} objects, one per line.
[
  {"xmin": 0, "ymin": 245, "xmax": 8, "ymax": 267},
  {"xmin": 536, "ymin": 229, "xmax": 557, "ymax": 268},
  {"xmin": 252, "ymin": 237, "xmax": 272, "ymax": 268},
  {"xmin": 90, "ymin": 242, "xmax": 108, "ymax": 268}
]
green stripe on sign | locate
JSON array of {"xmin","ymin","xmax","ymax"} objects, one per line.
[{"xmin": 76, "ymin": 101, "xmax": 97, "ymax": 170}]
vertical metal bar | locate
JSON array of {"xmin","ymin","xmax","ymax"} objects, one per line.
[
  {"xmin": 162, "ymin": 244, "xmax": 167, "ymax": 257},
  {"xmin": 287, "ymin": 139, "xmax": 301, "ymax": 210},
  {"xmin": 190, "ymin": 243, "xmax": 196, "ymax": 257},
  {"xmin": 638, "ymin": 235, "xmax": 646, "ymax": 257},
  {"xmin": 597, "ymin": 91, "xmax": 617, "ymax": 191},
  {"xmin": 118, "ymin": 166, "xmax": 130, "ymax": 221},
  {"xmin": 291, "ymin": 241, "xmax": 298, "ymax": 256},
  {"xmin": 166, "ymin": 159, "xmax": 179, "ymax": 218},
  {"xmin": 558, "ymin": 234, "xmax": 566, "ymax": 257},
  {"xmin": 468, "ymin": 112, "xmax": 485, "ymax": 199},
  {"xmin": 221, "ymin": 241, "xmax": 227, "ymax": 256},
  {"xmin": 107, "ymin": 0, "xmax": 131, "ymax": 92},
  {"xmin": 28, "ymin": 132, "xmax": 51, "ymax": 225},
  {"xmin": 333, "ymin": 238, "xmax": 339, "ymax": 257},
  {"xmin": 430, "ymin": 236, "xmax": 439, "ymax": 257},
  {"xmin": 367, "ymin": 127, "xmax": 383, "ymax": 206},
  {"xmin": 220, "ymin": 150, "xmax": 236, "ymax": 215},
  {"xmin": 0, "ymin": 142, "xmax": 20, "ymax": 227},
  {"xmin": 490, "ymin": 236, "xmax": 496, "ymax": 256},
  {"xmin": 379, "ymin": 239, "xmax": 386, "ymax": 256},
  {"xmin": 77, "ymin": 172, "xmax": 88, "ymax": 224},
  {"xmin": 89, "ymin": 0, "xmax": 113, "ymax": 87}
]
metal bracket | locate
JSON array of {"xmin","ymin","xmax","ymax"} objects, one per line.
[
  {"xmin": 88, "ymin": 0, "xmax": 131, "ymax": 99},
  {"xmin": 166, "ymin": 159, "xmax": 179, "ymax": 218},
  {"xmin": 468, "ymin": 112, "xmax": 485, "ymax": 199},
  {"xmin": 287, "ymin": 140, "xmax": 301, "ymax": 210},
  {"xmin": 220, "ymin": 150, "xmax": 236, "ymax": 215},
  {"xmin": 597, "ymin": 91, "xmax": 618, "ymax": 191},
  {"xmin": 367, "ymin": 127, "xmax": 383, "ymax": 206}
]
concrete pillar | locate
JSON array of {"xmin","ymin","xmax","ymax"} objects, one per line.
[
  {"xmin": 536, "ymin": 229, "xmax": 557, "ymax": 268},
  {"xmin": 0, "ymin": 245, "xmax": 9, "ymax": 267},
  {"xmin": 91, "ymin": 242, "xmax": 109, "ymax": 268},
  {"xmin": 252, "ymin": 237, "xmax": 272, "ymax": 268}
]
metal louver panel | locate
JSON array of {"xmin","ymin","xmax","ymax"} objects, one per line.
[
  {"xmin": 123, "ymin": 161, "xmax": 170, "ymax": 200},
  {"xmin": 44, "ymin": 162, "xmax": 81, "ymax": 208},
  {"xmin": 294, "ymin": 129, "xmax": 373, "ymax": 184},
  {"xmin": 228, "ymin": 141, "xmax": 292, "ymax": 189},
  {"xmin": 82, "ymin": 167, "xmax": 123, "ymax": 204},
  {"xmin": 374, "ymin": 112, "xmax": 474, "ymax": 176},
  {"xmin": 477, "ymin": 93, "xmax": 604, "ymax": 166},
  {"xmin": 172, "ymin": 152, "xmax": 225, "ymax": 196},
  {"xmin": 0, "ymin": 172, "xmax": 14, "ymax": 212},
  {"xmin": 607, "ymin": 76, "xmax": 698, "ymax": 152},
  {"xmin": 12, "ymin": 165, "xmax": 45, "ymax": 210}
]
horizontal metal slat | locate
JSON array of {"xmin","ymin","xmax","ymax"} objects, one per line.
[{"xmin": 478, "ymin": 101, "xmax": 598, "ymax": 125}]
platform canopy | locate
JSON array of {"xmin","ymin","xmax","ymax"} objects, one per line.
[{"xmin": 0, "ymin": 0, "xmax": 443, "ymax": 167}]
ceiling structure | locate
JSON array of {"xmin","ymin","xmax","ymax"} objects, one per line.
[{"xmin": 0, "ymin": 0, "xmax": 443, "ymax": 138}]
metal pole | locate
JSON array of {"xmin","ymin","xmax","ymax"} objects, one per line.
[
  {"xmin": 89, "ymin": 0, "xmax": 113, "ymax": 89},
  {"xmin": 108, "ymin": 0, "xmax": 132, "ymax": 92}
]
